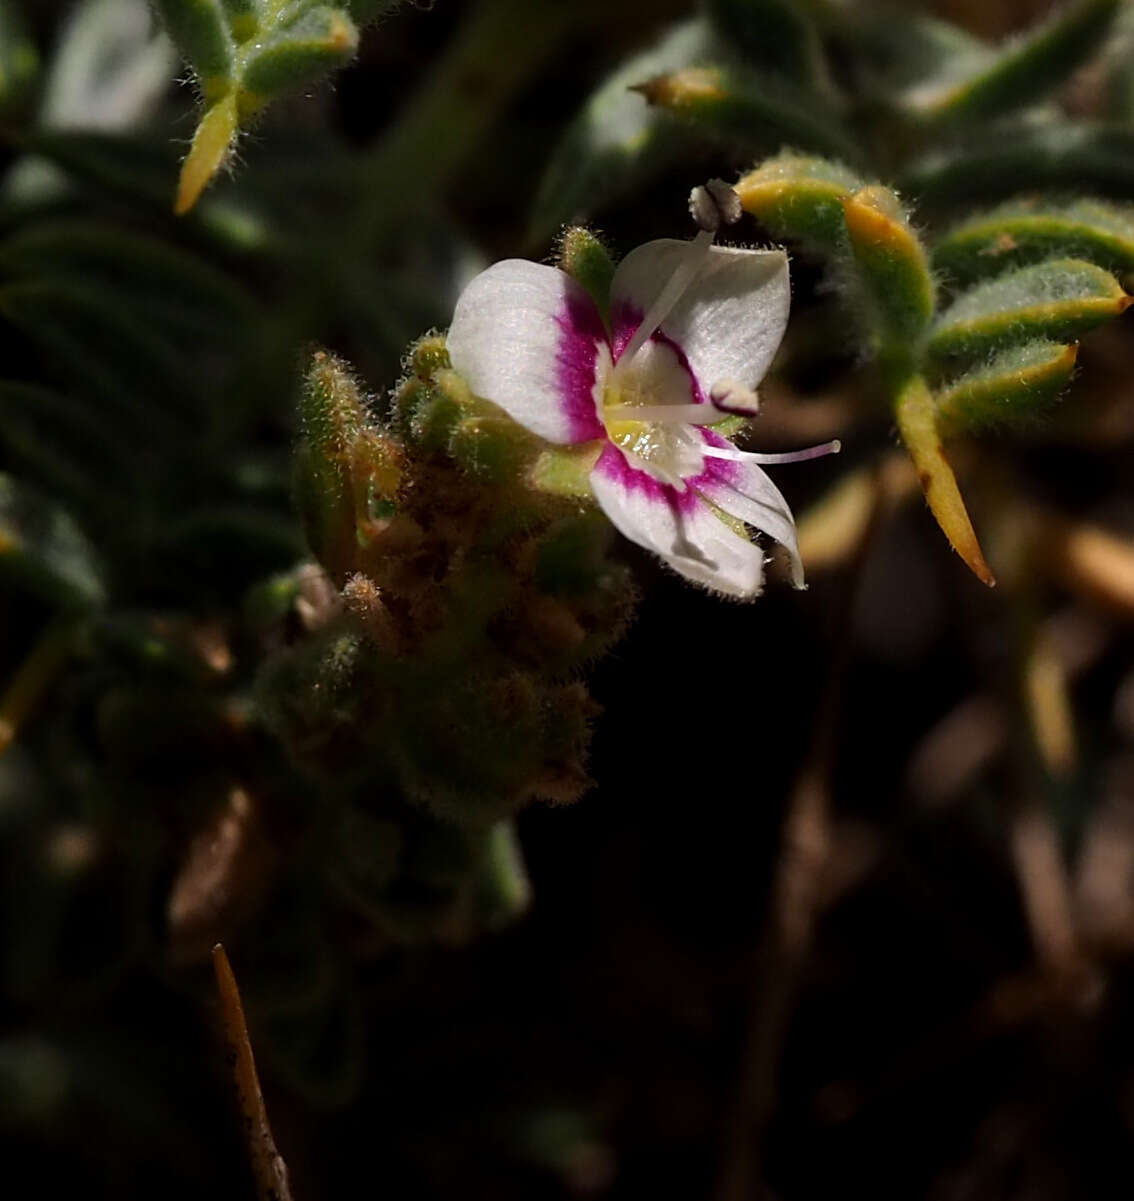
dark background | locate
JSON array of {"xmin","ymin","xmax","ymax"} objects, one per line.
[{"xmin": 4, "ymin": 2, "xmax": 1134, "ymax": 1199}]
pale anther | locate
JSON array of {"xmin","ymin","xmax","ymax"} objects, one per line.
[{"xmin": 689, "ymin": 178, "xmax": 743, "ymax": 233}]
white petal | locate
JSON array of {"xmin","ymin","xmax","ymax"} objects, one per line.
[
  {"xmin": 446, "ymin": 259, "xmax": 608, "ymax": 444},
  {"xmin": 692, "ymin": 431, "xmax": 804, "ymax": 587},
  {"xmin": 590, "ymin": 444, "xmax": 764, "ymax": 598},
  {"xmin": 610, "ymin": 240, "xmax": 790, "ymax": 398}
]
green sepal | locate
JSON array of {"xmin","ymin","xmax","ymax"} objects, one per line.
[
  {"xmin": 447, "ymin": 411, "xmax": 532, "ymax": 482},
  {"xmin": 841, "ymin": 185, "xmax": 935, "ymax": 353},
  {"xmin": 530, "ymin": 19, "xmax": 713, "ymax": 240},
  {"xmin": 902, "ymin": 0, "xmax": 1122, "ymax": 126},
  {"xmin": 394, "ymin": 375, "xmax": 462, "ymax": 453},
  {"xmin": 557, "ymin": 227, "xmax": 615, "ymax": 322},
  {"xmin": 635, "ymin": 63, "xmax": 858, "ymax": 163},
  {"xmin": 239, "ymin": 6, "xmax": 358, "ymax": 107},
  {"xmin": 408, "ymin": 333, "xmax": 450, "ymax": 380},
  {"xmin": 702, "ymin": 0, "xmax": 829, "ymax": 89},
  {"xmin": 902, "ymin": 122, "xmax": 1134, "ymax": 212},
  {"xmin": 928, "ymin": 258, "xmax": 1129, "ymax": 361},
  {"xmin": 295, "ymin": 352, "xmax": 401, "ymax": 578},
  {"xmin": 0, "ymin": 1, "xmax": 38, "ymax": 113},
  {"xmin": 529, "ymin": 443, "xmax": 603, "ymax": 499},
  {"xmin": 933, "ymin": 199, "xmax": 1134, "ymax": 285},
  {"xmin": 736, "ymin": 153, "xmax": 862, "ymax": 254},
  {"xmin": 152, "ymin": 0, "xmax": 234, "ymax": 99},
  {"xmin": 0, "ymin": 473, "xmax": 106, "ymax": 611},
  {"xmin": 934, "ymin": 341, "xmax": 1079, "ymax": 436}
]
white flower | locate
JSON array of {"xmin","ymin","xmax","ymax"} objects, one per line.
[{"xmin": 446, "ymin": 229, "xmax": 837, "ymax": 598}]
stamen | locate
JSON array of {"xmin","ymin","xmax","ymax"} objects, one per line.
[
  {"xmin": 702, "ymin": 439, "xmax": 842, "ymax": 465},
  {"xmin": 617, "ymin": 228, "xmax": 714, "ymax": 366},
  {"xmin": 689, "ymin": 179, "xmax": 742, "ymax": 233}
]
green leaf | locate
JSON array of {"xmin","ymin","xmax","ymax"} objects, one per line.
[
  {"xmin": 239, "ymin": 6, "xmax": 358, "ymax": 104},
  {"xmin": 702, "ymin": 0, "xmax": 830, "ymax": 89},
  {"xmin": 852, "ymin": 11, "xmax": 992, "ymax": 102},
  {"xmin": 840, "ymin": 184, "xmax": 935, "ymax": 352},
  {"xmin": 0, "ymin": 219, "xmax": 259, "ymax": 337},
  {"xmin": 928, "ymin": 258, "xmax": 1130, "ymax": 361},
  {"xmin": 902, "ymin": 122, "xmax": 1134, "ymax": 212},
  {"xmin": 736, "ymin": 152, "xmax": 862, "ymax": 254},
  {"xmin": 902, "ymin": 0, "xmax": 1122, "ymax": 126},
  {"xmin": 0, "ymin": 473, "xmax": 106, "ymax": 610},
  {"xmin": 0, "ymin": 1, "xmax": 38, "ymax": 114},
  {"xmin": 152, "ymin": 0, "xmax": 234, "ymax": 99},
  {"xmin": 0, "ymin": 280, "xmax": 200, "ymax": 434},
  {"xmin": 0, "ymin": 382, "xmax": 140, "ymax": 517},
  {"xmin": 219, "ymin": 0, "xmax": 257, "ymax": 41},
  {"xmin": 530, "ymin": 18, "xmax": 715, "ymax": 241},
  {"xmin": 933, "ymin": 198, "xmax": 1134, "ymax": 285},
  {"xmin": 634, "ymin": 63, "xmax": 859, "ymax": 164},
  {"xmin": 934, "ymin": 341, "xmax": 1079, "ymax": 436}
]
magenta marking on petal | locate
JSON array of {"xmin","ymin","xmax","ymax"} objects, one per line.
[
  {"xmin": 689, "ymin": 427, "xmax": 743, "ymax": 490},
  {"xmin": 610, "ymin": 301, "xmax": 707, "ymax": 407},
  {"xmin": 593, "ymin": 443, "xmax": 701, "ymax": 515},
  {"xmin": 555, "ymin": 286, "xmax": 608, "ymax": 443}
]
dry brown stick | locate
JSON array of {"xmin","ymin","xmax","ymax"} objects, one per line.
[
  {"xmin": 212, "ymin": 944, "xmax": 293, "ymax": 1201},
  {"xmin": 716, "ymin": 466, "xmax": 888, "ymax": 1201}
]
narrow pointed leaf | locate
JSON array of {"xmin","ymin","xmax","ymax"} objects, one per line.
[
  {"xmin": 152, "ymin": 0, "xmax": 234, "ymax": 99},
  {"xmin": 841, "ymin": 184, "xmax": 935, "ymax": 351},
  {"xmin": 894, "ymin": 377, "xmax": 995, "ymax": 586},
  {"xmin": 0, "ymin": 382, "xmax": 141, "ymax": 515},
  {"xmin": 853, "ymin": 12, "xmax": 992, "ymax": 103},
  {"xmin": 0, "ymin": 220, "xmax": 258, "ymax": 336},
  {"xmin": 934, "ymin": 341, "xmax": 1079, "ymax": 436},
  {"xmin": 239, "ymin": 7, "xmax": 358, "ymax": 104},
  {"xmin": 902, "ymin": 122, "xmax": 1134, "ymax": 211},
  {"xmin": 0, "ymin": 474, "xmax": 106, "ymax": 610},
  {"xmin": 903, "ymin": 0, "xmax": 1122, "ymax": 125},
  {"xmin": 530, "ymin": 19, "xmax": 715, "ymax": 240},
  {"xmin": 928, "ymin": 258, "xmax": 1129, "ymax": 361},
  {"xmin": 636, "ymin": 64, "xmax": 858, "ymax": 162},
  {"xmin": 933, "ymin": 199, "xmax": 1134, "ymax": 284},
  {"xmin": 0, "ymin": 280, "xmax": 200, "ymax": 432},
  {"xmin": 176, "ymin": 90, "xmax": 238, "ymax": 214}
]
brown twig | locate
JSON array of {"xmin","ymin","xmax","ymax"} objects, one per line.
[{"xmin": 212, "ymin": 944, "xmax": 293, "ymax": 1201}]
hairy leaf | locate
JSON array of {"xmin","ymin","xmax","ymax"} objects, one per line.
[
  {"xmin": 933, "ymin": 198, "xmax": 1134, "ymax": 284},
  {"xmin": 934, "ymin": 340, "xmax": 1079, "ymax": 435},
  {"xmin": 929, "ymin": 258, "xmax": 1129, "ymax": 360},
  {"xmin": 900, "ymin": 0, "xmax": 1121, "ymax": 125}
]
